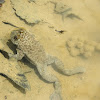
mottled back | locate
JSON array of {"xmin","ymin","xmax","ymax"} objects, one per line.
[{"xmin": 11, "ymin": 28, "xmax": 47, "ymax": 65}]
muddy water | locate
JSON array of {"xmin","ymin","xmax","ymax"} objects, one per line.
[{"xmin": 0, "ymin": 0, "xmax": 100, "ymax": 100}]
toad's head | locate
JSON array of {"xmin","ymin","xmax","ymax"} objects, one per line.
[{"xmin": 10, "ymin": 28, "xmax": 26, "ymax": 45}]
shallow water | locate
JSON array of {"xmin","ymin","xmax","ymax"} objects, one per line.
[{"xmin": 0, "ymin": 0, "xmax": 100, "ymax": 100}]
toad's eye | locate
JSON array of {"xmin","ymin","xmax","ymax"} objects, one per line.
[
  {"xmin": 20, "ymin": 30, "xmax": 24, "ymax": 34},
  {"xmin": 14, "ymin": 36, "xmax": 18, "ymax": 40}
]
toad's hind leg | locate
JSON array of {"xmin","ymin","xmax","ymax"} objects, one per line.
[
  {"xmin": 36, "ymin": 63, "xmax": 62, "ymax": 100},
  {"xmin": 47, "ymin": 55, "xmax": 85, "ymax": 76}
]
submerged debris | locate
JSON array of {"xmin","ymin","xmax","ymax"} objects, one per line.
[
  {"xmin": 52, "ymin": 2, "xmax": 72, "ymax": 20},
  {"xmin": 2, "ymin": 21, "xmax": 19, "ymax": 28},
  {"xmin": 0, "ymin": 40, "xmax": 30, "ymax": 90},
  {"xmin": 54, "ymin": 2, "xmax": 71, "ymax": 14},
  {"xmin": 51, "ymin": 2, "xmax": 83, "ymax": 21},
  {"xmin": 66, "ymin": 37, "xmax": 99, "ymax": 58},
  {"xmin": 10, "ymin": 0, "xmax": 41, "ymax": 24},
  {"xmin": 10, "ymin": 0, "xmax": 51, "ymax": 24},
  {"xmin": 55, "ymin": 29, "xmax": 66, "ymax": 34},
  {"xmin": 66, "ymin": 13, "xmax": 82, "ymax": 20}
]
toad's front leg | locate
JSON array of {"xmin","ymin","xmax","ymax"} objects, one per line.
[{"xmin": 8, "ymin": 48, "xmax": 25, "ymax": 60}]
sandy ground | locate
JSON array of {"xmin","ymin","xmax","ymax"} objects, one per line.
[{"xmin": 0, "ymin": 0, "xmax": 100, "ymax": 100}]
